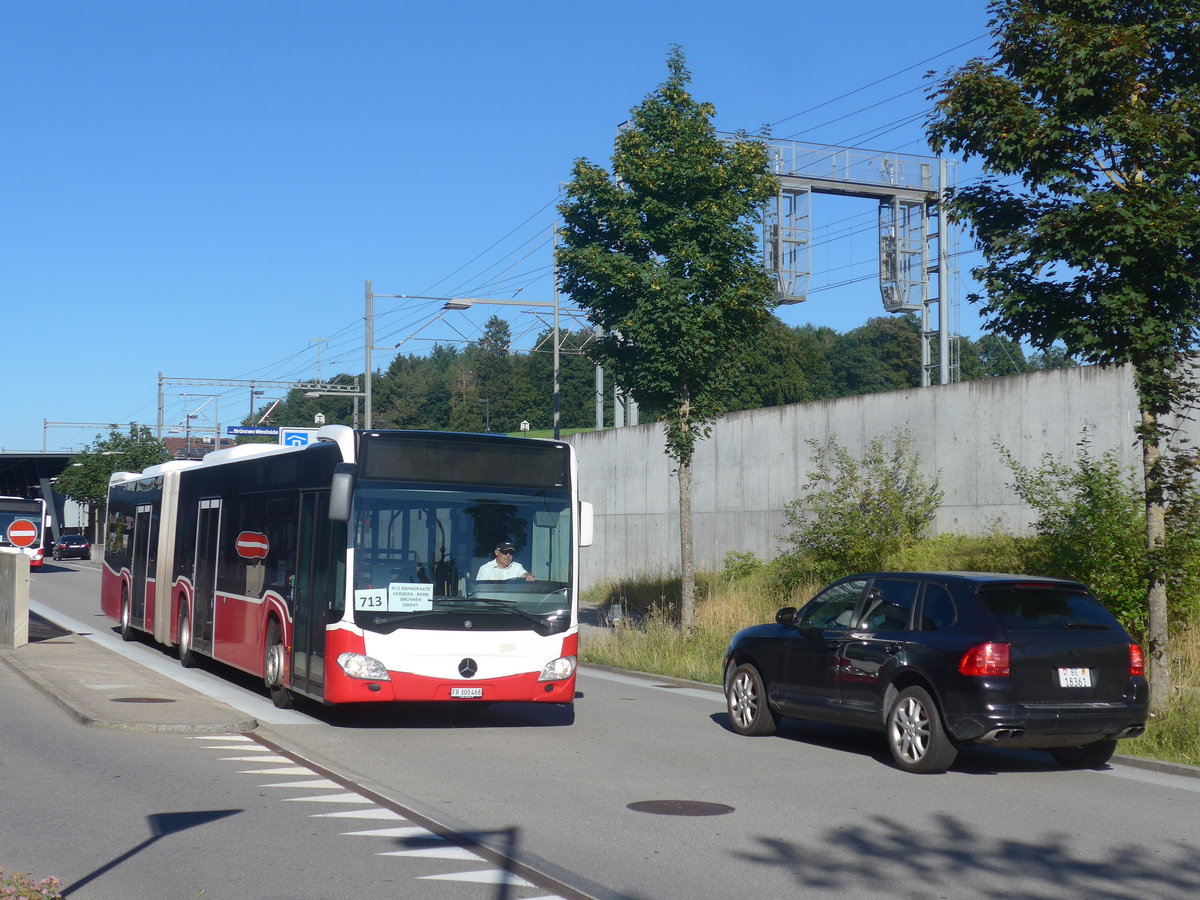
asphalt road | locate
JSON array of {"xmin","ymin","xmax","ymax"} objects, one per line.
[{"xmin": 16, "ymin": 561, "xmax": 1200, "ymax": 899}]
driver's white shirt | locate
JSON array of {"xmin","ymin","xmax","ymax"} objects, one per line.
[{"xmin": 476, "ymin": 559, "xmax": 529, "ymax": 581}]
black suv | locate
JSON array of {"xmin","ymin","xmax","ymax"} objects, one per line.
[
  {"xmin": 723, "ymin": 573, "xmax": 1147, "ymax": 773},
  {"xmin": 52, "ymin": 535, "xmax": 91, "ymax": 561}
]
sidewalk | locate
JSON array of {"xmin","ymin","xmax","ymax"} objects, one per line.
[{"xmin": 0, "ymin": 612, "xmax": 257, "ymax": 735}]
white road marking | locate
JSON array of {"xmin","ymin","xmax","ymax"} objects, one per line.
[
  {"xmin": 342, "ymin": 827, "xmax": 436, "ymax": 838},
  {"xmin": 419, "ymin": 869, "xmax": 534, "ymax": 887},
  {"xmin": 260, "ymin": 778, "xmax": 343, "ymax": 789},
  {"xmin": 239, "ymin": 766, "xmax": 313, "ymax": 775},
  {"xmin": 381, "ymin": 847, "xmax": 481, "ymax": 860},
  {"xmin": 311, "ymin": 809, "xmax": 406, "ymax": 820},
  {"xmin": 281, "ymin": 792, "xmax": 368, "ymax": 803}
]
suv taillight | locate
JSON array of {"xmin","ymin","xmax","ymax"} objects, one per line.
[
  {"xmin": 959, "ymin": 642, "xmax": 1010, "ymax": 677},
  {"xmin": 1129, "ymin": 643, "xmax": 1145, "ymax": 677}
]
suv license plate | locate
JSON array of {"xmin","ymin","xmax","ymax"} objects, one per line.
[
  {"xmin": 450, "ymin": 687, "xmax": 484, "ymax": 699},
  {"xmin": 1058, "ymin": 667, "xmax": 1093, "ymax": 688}
]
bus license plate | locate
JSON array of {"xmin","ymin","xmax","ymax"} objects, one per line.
[
  {"xmin": 450, "ymin": 687, "xmax": 483, "ymax": 699},
  {"xmin": 1058, "ymin": 667, "xmax": 1093, "ymax": 688}
]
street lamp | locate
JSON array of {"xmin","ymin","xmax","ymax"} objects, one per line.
[{"xmin": 477, "ymin": 398, "xmax": 490, "ymax": 432}]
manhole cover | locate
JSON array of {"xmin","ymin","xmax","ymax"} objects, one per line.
[
  {"xmin": 627, "ymin": 800, "xmax": 735, "ymax": 817},
  {"xmin": 111, "ymin": 697, "xmax": 177, "ymax": 704}
]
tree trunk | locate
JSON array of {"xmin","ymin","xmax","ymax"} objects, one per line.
[
  {"xmin": 1141, "ymin": 410, "xmax": 1171, "ymax": 714},
  {"xmin": 678, "ymin": 456, "xmax": 696, "ymax": 633}
]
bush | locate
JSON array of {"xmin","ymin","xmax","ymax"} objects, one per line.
[{"xmin": 780, "ymin": 429, "xmax": 942, "ymax": 586}]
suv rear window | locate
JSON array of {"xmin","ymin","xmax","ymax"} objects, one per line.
[{"xmin": 979, "ymin": 584, "xmax": 1118, "ymax": 631}]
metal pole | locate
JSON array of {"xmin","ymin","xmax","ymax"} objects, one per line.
[
  {"xmin": 157, "ymin": 372, "xmax": 164, "ymax": 440},
  {"xmin": 364, "ymin": 280, "xmax": 374, "ymax": 429},
  {"xmin": 938, "ymin": 157, "xmax": 951, "ymax": 386},
  {"xmin": 552, "ymin": 223, "xmax": 561, "ymax": 440},
  {"xmin": 595, "ymin": 363, "xmax": 604, "ymax": 430}
]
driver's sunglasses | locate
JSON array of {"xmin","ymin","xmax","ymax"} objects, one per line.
[{"xmin": 498, "ymin": 549, "xmax": 513, "ymax": 555}]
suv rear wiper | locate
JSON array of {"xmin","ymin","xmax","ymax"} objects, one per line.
[{"xmin": 1062, "ymin": 621, "xmax": 1110, "ymax": 630}]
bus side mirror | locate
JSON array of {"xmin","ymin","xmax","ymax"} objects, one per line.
[
  {"xmin": 329, "ymin": 463, "xmax": 355, "ymax": 522},
  {"xmin": 578, "ymin": 501, "xmax": 594, "ymax": 548}
]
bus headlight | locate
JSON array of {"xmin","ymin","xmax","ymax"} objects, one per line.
[
  {"xmin": 539, "ymin": 655, "xmax": 576, "ymax": 682},
  {"xmin": 337, "ymin": 652, "xmax": 389, "ymax": 680}
]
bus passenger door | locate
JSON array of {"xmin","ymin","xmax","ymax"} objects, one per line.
[
  {"xmin": 192, "ymin": 499, "xmax": 221, "ymax": 655},
  {"xmin": 292, "ymin": 492, "xmax": 340, "ymax": 699},
  {"xmin": 130, "ymin": 504, "xmax": 154, "ymax": 630}
]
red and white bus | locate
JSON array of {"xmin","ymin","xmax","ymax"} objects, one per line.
[
  {"xmin": 101, "ymin": 426, "xmax": 592, "ymax": 709},
  {"xmin": 0, "ymin": 495, "xmax": 48, "ymax": 568}
]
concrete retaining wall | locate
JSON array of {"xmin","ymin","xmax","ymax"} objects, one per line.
[{"xmin": 567, "ymin": 364, "xmax": 1156, "ymax": 589}]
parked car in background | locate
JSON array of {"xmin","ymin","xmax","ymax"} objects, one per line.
[
  {"xmin": 723, "ymin": 572, "xmax": 1147, "ymax": 773},
  {"xmin": 52, "ymin": 534, "xmax": 91, "ymax": 561}
]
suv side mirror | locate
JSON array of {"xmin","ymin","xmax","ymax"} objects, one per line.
[{"xmin": 775, "ymin": 606, "xmax": 798, "ymax": 625}]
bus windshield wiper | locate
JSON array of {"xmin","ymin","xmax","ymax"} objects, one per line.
[{"xmin": 447, "ymin": 597, "xmax": 558, "ymax": 630}]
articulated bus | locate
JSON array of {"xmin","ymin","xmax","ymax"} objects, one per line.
[
  {"xmin": 101, "ymin": 426, "xmax": 593, "ymax": 710},
  {"xmin": 0, "ymin": 495, "xmax": 48, "ymax": 568}
]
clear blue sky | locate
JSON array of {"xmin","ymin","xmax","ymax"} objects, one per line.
[{"xmin": 2, "ymin": 0, "xmax": 993, "ymax": 452}]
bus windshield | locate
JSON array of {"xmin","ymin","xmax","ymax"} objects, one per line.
[{"xmin": 350, "ymin": 484, "xmax": 573, "ymax": 635}]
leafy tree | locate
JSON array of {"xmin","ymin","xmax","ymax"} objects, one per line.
[
  {"xmin": 974, "ymin": 332, "xmax": 1030, "ymax": 377},
  {"xmin": 831, "ymin": 314, "xmax": 922, "ymax": 395},
  {"xmin": 927, "ymin": 0, "xmax": 1200, "ymax": 708},
  {"xmin": 781, "ymin": 429, "xmax": 943, "ymax": 584},
  {"xmin": 54, "ymin": 426, "xmax": 169, "ymax": 538},
  {"xmin": 557, "ymin": 47, "xmax": 778, "ymax": 629}
]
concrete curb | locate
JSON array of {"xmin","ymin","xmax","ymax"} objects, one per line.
[{"xmin": 0, "ymin": 638, "xmax": 258, "ymax": 735}]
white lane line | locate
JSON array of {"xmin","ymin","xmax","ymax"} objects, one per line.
[
  {"xmin": 282, "ymin": 792, "xmax": 367, "ymax": 803},
  {"xmin": 341, "ymin": 827, "xmax": 435, "ymax": 838},
  {"xmin": 419, "ymin": 869, "xmax": 534, "ymax": 887},
  {"xmin": 190, "ymin": 734, "xmax": 252, "ymax": 742},
  {"xmin": 311, "ymin": 809, "xmax": 406, "ymax": 820},
  {"xmin": 260, "ymin": 778, "xmax": 343, "ymax": 789},
  {"xmin": 239, "ymin": 766, "xmax": 314, "ymax": 775},
  {"xmin": 380, "ymin": 847, "xmax": 481, "ymax": 861},
  {"xmin": 29, "ymin": 599, "xmax": 315, "ymax": 726}
]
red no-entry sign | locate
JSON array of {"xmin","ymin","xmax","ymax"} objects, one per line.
[{"xmin": 7, "ymin": 519, "xmax": 38, "ymax": 548}]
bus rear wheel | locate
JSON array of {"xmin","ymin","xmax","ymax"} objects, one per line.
[{"xmin": 264, "ymin": 621, "xmax": 294, "ymax": 709}]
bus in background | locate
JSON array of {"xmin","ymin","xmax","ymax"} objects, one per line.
[
  {"xmin": 101, "ymin": 425, "xmax": 593, "ymax": 711},
  {"xmin": 0, "ymin": 496, "xmax": 48, "ymax": 569}
]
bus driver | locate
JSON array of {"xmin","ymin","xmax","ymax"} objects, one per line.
[{"xmin": 476, "ymin": 541, "xmax": 536, "ymax": 582}]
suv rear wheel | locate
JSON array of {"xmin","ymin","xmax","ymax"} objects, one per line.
[{"xmin": 886, "ymin": 686, "xmax": 958, "ymax": 774}]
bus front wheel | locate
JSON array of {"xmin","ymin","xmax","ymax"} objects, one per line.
[
  {"xmin": 264, "ymin": 621, "xmax": 294, "ymax": 709},
  {"xmin": 119, "ymin": 588, "xmax": 135, "ymax": 641},
  {"xmin": 178, "ymin": 607, "xmax": 197, "ymax": 668}
]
